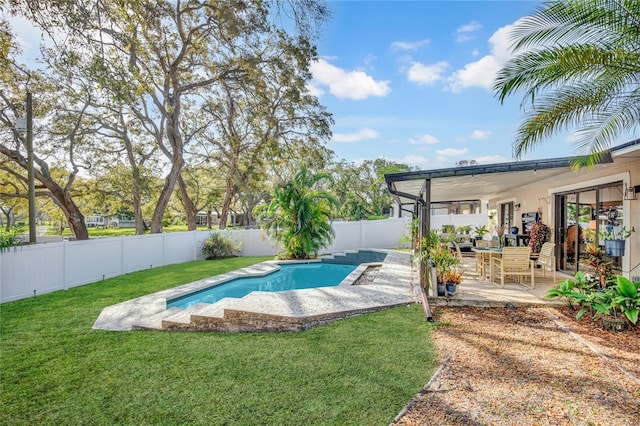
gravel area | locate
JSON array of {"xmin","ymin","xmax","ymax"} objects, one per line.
[{"xmin": 394, "ymin": 306, "xmax": 640, "ymax": 426}]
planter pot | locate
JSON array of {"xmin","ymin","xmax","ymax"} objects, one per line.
[
  {"xmin": 445, "ymin": 283, "xmax": 457, "ymax": 296},
  {"xmin": 604, "ymin": 240, "xmax": 625, "ymax": 257},
  {"xmin": 437, "ymin": 283, "xmax": 446, "ymax": 297}
]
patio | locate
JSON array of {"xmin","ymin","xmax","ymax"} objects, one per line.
[{"xmin": 427, "ymin": 251, "xmax": 569, "ymax": 308}]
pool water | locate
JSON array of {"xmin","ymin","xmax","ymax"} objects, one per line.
[{"xmin": 168, "ymin": 263, "xmax": 358, "ymax": 309}]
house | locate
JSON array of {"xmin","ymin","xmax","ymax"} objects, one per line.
[{"xmin": 385, "ymin": 139, "xmax": 640, "ymax": 281}]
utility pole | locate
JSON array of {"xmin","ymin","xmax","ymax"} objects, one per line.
[{"xmin": 26, "ymin": 92, "xmax": 36, "ymax": 244}]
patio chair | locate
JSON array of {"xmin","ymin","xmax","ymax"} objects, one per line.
[
  {"xmin": 533, "ymin": 242, "xmax": 556, "ymax": 282},
  {"xmin": 491, "ymin": 246, "xmax": 535, "ymax": 289}
]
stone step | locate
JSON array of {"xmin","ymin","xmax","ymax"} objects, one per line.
[
  {"xmin": 322, "ymin": 249, "xmax": 388, "ymax": 265},
  {"xmin": 132, "ymin": 307, "xmax": 183, "ymax": 330},
  {"xmin": 161, "ymin": 303, "xmax": 212, "ymax": 326}
]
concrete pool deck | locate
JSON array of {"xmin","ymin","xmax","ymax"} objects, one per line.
[
  {"xmin": 92, "ymin": 250, "xmax": 416, "ymax": 332},
  {"xmin": 92, "ymin": 249, "xmax": 566, "ymax": 333}
]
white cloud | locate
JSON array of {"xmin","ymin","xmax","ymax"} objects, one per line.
[
  {"xmin": 436, "ymin": 148, "xmax": 468, "ymax": 156},
  {"xmin": 306, "ymin": 83, "xmax": 324, "ymax": 98},
  {"xmin": 408, "ymin": 133, "xmax": 439, "ymax": 145},
  {"xmin": 401, "ymin": 155, "xmax": 431, "ymax": 168},
  {"xmin": 457, "ymin": 21, "xmax": 482, "ymax": 34},
  {"xmin": 363, "ymin": 53, "xmax": 377, "ymax": 68},
  {"xmin": 447, "ymin": 19, "xmax": 522, "ymax": 92},
  {"xmin": 455, "ymin": 21, "xmax": 482, "ymax": 43},
  {"xmin": 407, "ymin": 61, "xmax": 448, "ymax": 86},
  {"xmin": 391, "ymin": 39, "xmax": 431, "ymax": 51},
  {"xmin": 310, "ymin": 59, "xmax": 391, "ymax": 100},
  {"xmin": 332, "ymin": 128, "xmax": 379, "ymax": 143},
  {"xmin": 474, "ymin": 154, "xmax": 511, "ymax": 164},
  {"xmin": 470, "ymin": 130, "xmax": 491, "ymax": 140}
]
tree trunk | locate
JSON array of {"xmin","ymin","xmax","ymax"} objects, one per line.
[
  {"xmin": 150, "ymin": 108, "xmax": 184, "ymax": 233},
  {"xmin": 0, "ymin": 145, "xmax": 89, "ymax": 240},
  {"xmin": 178, "ymin": 175, "xmax": 197, "ymax": 231},
  {"xmin": 2, "ymin": 207, "xmax": 13, "ymax": 231},
  {"xmin": 150, "ymin": 160, "xmax": 182, "ymax": 233},
  {"xmin": 219, "ymin": 177, "xmax": 236, "ymax": 230},
  {"xmin": 131, "ymin": 167, "xmax": 146, "ymax": 235},
  {"xmin": 56, "ymin": 190, "xmax": 88, "ymax": 240}
]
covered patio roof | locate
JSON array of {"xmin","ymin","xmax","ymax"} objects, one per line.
[{"xmin": 384, "ymin": 138, "xmax": 640, "ymax": 209}]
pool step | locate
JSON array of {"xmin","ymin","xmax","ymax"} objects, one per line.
[
  {"xmin": 322, "ymin": 249, "xmax": 387, "ymax": 265},
  {"xmin": 131, "ymin": 307, "xmax": 183, "ymax": 331},
  {"xmin": 160, "ymin": 303, "xmax": 216, "ymax": 330}
]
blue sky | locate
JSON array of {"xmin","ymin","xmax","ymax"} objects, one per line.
[
  {"xmin": 311, "ymin": 0, "xmax": 581, "ymax": 169},
  {"xmin": 9, "ymin": 1, "xmax": 590, "ymax": 170}
]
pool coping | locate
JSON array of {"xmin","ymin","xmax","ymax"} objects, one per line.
[{"xmin": 92, "ymin": 250, "xmax": 414, "ymax": 332}]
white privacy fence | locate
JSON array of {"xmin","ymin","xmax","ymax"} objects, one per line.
[{"xmin": 0, "ymin": 217, "xmax": 410, "ymax": 303}]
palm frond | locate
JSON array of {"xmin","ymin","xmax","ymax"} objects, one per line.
[{"xmin": 494, "ymin": 0, "xmax": 640, "ymax": 163}]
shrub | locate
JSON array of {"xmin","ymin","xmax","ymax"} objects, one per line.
[
  {"xmin": 547, "ymin": 272, "xmax": 639, "ymax": 328},
  {"xmin": 201, "ymin": 232, "xmax": 242, "ymax": 260},
  {"xmin": 0, "ymin": 225, "xmax": 26, "ymax": 252}
]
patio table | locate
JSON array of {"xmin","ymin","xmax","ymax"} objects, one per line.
[{"xmin": 471, "ymin": 247, "xmax": 502, "ymax": 279}]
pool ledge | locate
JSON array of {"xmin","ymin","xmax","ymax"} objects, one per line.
[{"xmin": 92, "ymin": 250, "xmax": 414, "ymax": 332}]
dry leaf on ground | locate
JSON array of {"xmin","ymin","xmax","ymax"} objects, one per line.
[{"xmin": 395, "ymin": 306, "xmax": 640, "ymax": 426}]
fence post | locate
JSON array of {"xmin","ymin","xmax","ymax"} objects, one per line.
[
  {"xmin": 193, "ymin": 230, "xmax": 197, "ymax": 261},
  {"xmin": 162, "ymin": 232, "xmax": 166, "ymax": 266},
  {"xmin": 120, "ymin": 236, "xmax": 125, "ymax": 276}
]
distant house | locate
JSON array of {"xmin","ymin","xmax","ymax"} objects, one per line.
[{"xmin": 85, "ymin": 215, "xmax": 106, "ymax": 228}]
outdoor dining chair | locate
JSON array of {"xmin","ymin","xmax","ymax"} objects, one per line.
[
  {"xmin": 533, "ymin": 242, "xmax": 556, "ymax": 282},
  {"xmin": 491, "ymin": 246, "xmax": 535, "ymax": 288}
]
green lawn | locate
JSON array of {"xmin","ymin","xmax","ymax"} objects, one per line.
[
  {"xmin": 45, "ymin": 224, "xmax": 218, "ymax": 237},
  {"xmin": 0, "ymin": 257, "xmax": 438, "ymax": 425}
]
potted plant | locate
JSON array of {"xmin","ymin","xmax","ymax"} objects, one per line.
[
  {"xmin": 473, "ymin": 225, "xmax": 489, "ymax": 240},
  {"xmin": 457, "ymin": 225, "xmax": 472, "ymax": 235},
  {"xmin": 599, "ymin": 226, "xmax": 635, "ymax": 257},
  {"xmin": 427, "ymin": 241, "xmax": 461, "ymax": 296},
  {"xmin": 443, "ymin": 271, "xmax": 463, "ymax": 296}
]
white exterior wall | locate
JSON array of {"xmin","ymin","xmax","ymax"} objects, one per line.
[{"xmin": 0, "ymin": 217, "xmax": 410, "ymax": 303}]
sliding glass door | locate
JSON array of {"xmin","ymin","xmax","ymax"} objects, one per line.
[{"xmin": 555, "ymin": 182, "xmax": 623, "ymax": 275}]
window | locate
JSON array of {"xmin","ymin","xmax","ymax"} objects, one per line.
[{"xmin": 430, "ymin": 200, "xmax": 481, "ymax": 215}]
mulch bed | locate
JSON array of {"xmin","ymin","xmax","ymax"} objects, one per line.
[{"xmin": 394, "ymin": 305, "xmax": 640, "ymax": 425}]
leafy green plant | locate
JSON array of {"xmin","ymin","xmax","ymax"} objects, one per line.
[
  {"xmin": 254, "ymin": 164, "xmax": 339, "ymax": 259},
  {"xmin": 609, "ymin": 275, "xmax": 640, "ymax": 325},
  {"xmin": 0, "ymin": 225, "xmax": 26, "ymax": 251},
  {"xmin": 473, "ymin": 225, "xmax": 489, "ymax": 239},
  {"xmin": 413, "ymin": 231, "xmax": 460, "ymax": 287},
  {"xmin": 573, "ymin": 290, "xmax": 613, "ymax": 321},
  {"xmin": 428, "ymin": 241, "xmax": 461, "ymax": 284},
  {"xmin": 201, "ymin": 232, "xmax": 242, "ymax": 260},
  {"xmin": 456, "ymin": 225, "xmax": 472, "ymax": 234},
  {"xmin": 582, "ymin": 244, "xmax": 614, "ymax": 287},
  {"xmin": 546, "ymin": 277, "xmax": 580, "ymax": 309},
  {"xmin": 548, "ymin": 271, "xmax": 639, "ymax": 327}
]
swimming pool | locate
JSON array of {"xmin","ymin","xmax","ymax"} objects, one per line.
[{"xmin": 168, "ymin": 263, "xmax": 357, "ymax": 309}]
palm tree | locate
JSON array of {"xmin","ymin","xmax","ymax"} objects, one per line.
[
  {"xmin": 493, "ymin": 0, "xmax": 640, "ymax": 168},
  {"xmin": 255, "ymin": 164, "xmax": 339, "ymax": 259}
]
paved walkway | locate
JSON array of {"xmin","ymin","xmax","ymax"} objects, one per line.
[{"xmin": 429, "ymin": 253, "xmax": 568, "ymax": 307}]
